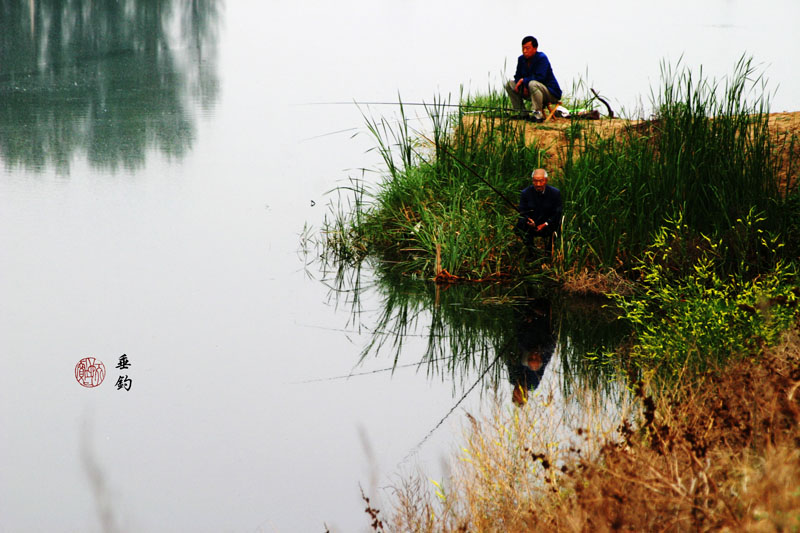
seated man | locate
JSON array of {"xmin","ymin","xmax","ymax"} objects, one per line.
[
  {"xmin": 505, "ymin": 35, "xmax": 562, "ymax": 122},
  {"xmin": 515, "ymin": 168, "xmax": 562, "ymax": 251}
]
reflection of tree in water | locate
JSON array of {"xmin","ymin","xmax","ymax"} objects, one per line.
[
  {"xmin": 323, "ymin": 262, "xmax": 627, "ymax": 397},
  {"xmin": 0, "ymin": 0, "xmax": 222, "ymax": 173}
]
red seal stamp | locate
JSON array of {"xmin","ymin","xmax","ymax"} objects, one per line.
[{"xmin": 75, "ymin": 357, "xmax": 106, "ymax": 388}]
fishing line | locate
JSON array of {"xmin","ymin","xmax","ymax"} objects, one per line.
[
  {"xmin": 296, "ymin": 321, "xmax": 458, "ymax": 339},
  {"xmin": 288, "ymin": 355, "xmax": 458, "ymax": 384},
  {"xmin": 411, "ymin": 127, "xmax": 521, "ymax": 213},
  {"xmin": 299, "ymin": 126, "xmax": 360, "ymax": 142},
  {"xmin": 398, "ymin": 338, "xmax": 514, "ymax": 466},
  {"xmin": 398, "ymin": 352, "xmax": 503, "ymax": 466},
  {"xmin": 298, "ymin": 100, "xmax": 521, "ymax": 114}
]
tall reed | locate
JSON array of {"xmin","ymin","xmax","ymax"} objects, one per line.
[
  {"xmin": 561, "ymin": 57, "xmax": 796, "ymax": 275},
  {"xmin": 339, "ymin": 95, "xmax": 550, "ymax": 280},
  {"xmin": 322, "ymin": 58, "xmax": 798, "ymax": 284}
]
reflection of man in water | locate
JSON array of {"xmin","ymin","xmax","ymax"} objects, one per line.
[{"xmin": 505, "ymin": 300, "xmax": 555, "ymax": 405}]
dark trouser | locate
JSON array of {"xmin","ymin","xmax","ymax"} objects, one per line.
[{"xmin": 514, "ymin": 219, "xmax": 557, "ymax": 253}]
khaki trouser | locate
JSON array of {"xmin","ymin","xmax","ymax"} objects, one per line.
[{"xmin": 505, "ymin": 79, "xmax": 558, "ymax": 112}]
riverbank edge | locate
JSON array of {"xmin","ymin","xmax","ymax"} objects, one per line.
[{"xmin": 322, "ymin": 106, "xmax": 800, "ymax": 296}]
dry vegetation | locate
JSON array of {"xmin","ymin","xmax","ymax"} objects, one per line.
[
  {"xmin": 366, "ymin": 327, "xmax": 800, "ymax": 532},
  {"xmin": 559, "ymin": 267, "xmax": 633, "ymax": 297}
]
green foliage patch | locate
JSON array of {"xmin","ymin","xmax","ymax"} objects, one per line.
[{"xmin": 611, "ymin": 214, "xmax": 799, "ymax": 384}]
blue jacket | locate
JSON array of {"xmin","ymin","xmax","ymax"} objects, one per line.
[
  {"xmin": 513, "ymin": 51, "xmax": 562, "ymax": 100},
  {"xmin": 518, "ymin": 184, "xmax": 562, "ymax": 228}
]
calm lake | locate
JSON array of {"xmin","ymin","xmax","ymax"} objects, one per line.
[{"xmin": 1, "ymin": 1, "xmax": 799, "ymax": 531}]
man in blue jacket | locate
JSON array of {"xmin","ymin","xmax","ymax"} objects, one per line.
[
  {"xmin": 515, "ymin": 168, "xmax": 562, "ymax": 251},
  {"xmin": 506, "ymin": 36, "xmax": 562, "ymax": 122}
]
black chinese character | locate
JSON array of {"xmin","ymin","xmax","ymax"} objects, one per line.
[
  {"xmin": 116, "ymin": 354, "xmax": 131, "ymax": 370},
  {"xmin": 115, "ymin": 375, "xmax": 132, "ymax": 391}
]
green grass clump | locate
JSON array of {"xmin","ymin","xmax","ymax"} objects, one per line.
[
  {"xmin": 325, "ymin": 97, "xmax": 551, "ymax": 280},
  {"xmin": 561, "ymin": 57, "xmax": 798, "ymax": 275},
  {"xmin": 323, "ymin": 58, "xmax": 799, "ymax": 286}
]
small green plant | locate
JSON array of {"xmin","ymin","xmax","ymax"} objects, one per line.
[{"xmin": 611, "ymin": 215, "xmax": 799, "ymax": 384}]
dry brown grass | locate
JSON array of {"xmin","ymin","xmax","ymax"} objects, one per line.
[
  {"xmin": 561, "ymin": 268, "xmax": 634, "ymax": 297},
  {"xmin": 369, "ymin": 326, "xmax": 800, "ymax": 532},
  {"xmin": 768, "ymin": 112, "xmax": 800, "ymax": 192}
]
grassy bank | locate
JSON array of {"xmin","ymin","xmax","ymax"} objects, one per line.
[
  {"xmin": 324, "ymin": 96, "xmax": 549, "ymax": 281},
  {"xmin": 322, "ymin": 59, "xmax": 799, "ymax": 285},
  {"xmin": 561, "ymin": 59, "xmax": 799, "ymax": 277}
]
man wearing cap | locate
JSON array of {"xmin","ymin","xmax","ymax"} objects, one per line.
[
  {"xmin": 506, "ymin": 36, "xmax": 562, "ymax": 122},
  {"xmin": 515, "ymin": 168, "xmax": 562, "ymax": 251}
]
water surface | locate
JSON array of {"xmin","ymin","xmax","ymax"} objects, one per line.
[{"xmin": 1, "ymin": 1, "xmax": 799, "ymax": 531}]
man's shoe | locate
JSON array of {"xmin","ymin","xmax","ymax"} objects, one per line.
[{"xmin": 527, "ymin": 110, "xmax": 544, "ymax": 123}]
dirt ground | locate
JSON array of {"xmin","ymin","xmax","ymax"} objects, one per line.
[{"xmin": 485, "ymin": 111, "xmax": 800, "ymax": 190}]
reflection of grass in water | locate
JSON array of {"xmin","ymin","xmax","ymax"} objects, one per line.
[
  {"xmin": 554, "ymin": 295, "xmax": 629, "ymax": 394},
  {"xmin": 315, "ymin": 257, "xmax": 628, "ymax": 398}
]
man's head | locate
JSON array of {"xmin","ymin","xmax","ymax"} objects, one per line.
[
  {"xmin": 531, "ymin": 168, "xmax": 548, "ymax": 192},
  {"xmin": 521, "ymin": 36, "xmax": 538, "ymax": 59},
  {"xmin": 525, "ymin": 351, "xmax": 543, "ymax": 371}
]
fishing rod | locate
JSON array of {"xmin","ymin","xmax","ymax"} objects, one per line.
[
  {"xmin": 299, "ymin": 89, "xmax": 616, "ymax": 143},
  {"xmin": 301, "ymin": 100, "xmax": 522, "ymax": 114},
  {"xmin": 399, "ymin": 348, "xmax": 507, "ymax": 466},
  {"xmin": 289, "ymin": 355, "xmax": 459, "ymax": 384},
  {"xmin": 303, "ymin": 87, "xmax": 616, "ymax": 117},
  {"xmin": 414, "ymin": 130, "xmax": 521, "ymax": 213},
  {"xmin": 299, "ymin": 112, "xmax": 435, "ymax": 142}
]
